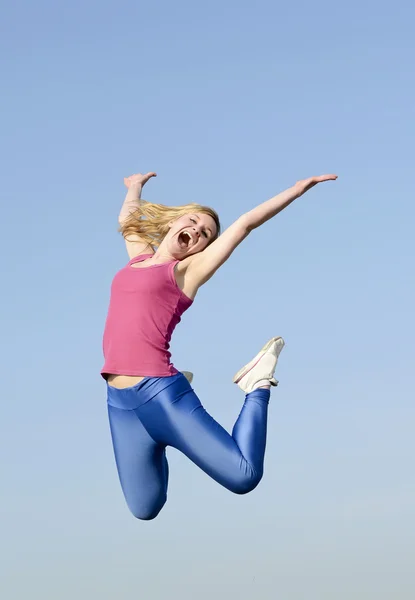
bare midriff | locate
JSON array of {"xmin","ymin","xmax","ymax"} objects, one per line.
[{"xmin": 107, "ymin": 374, "xmax": 146, "ymax": 389}]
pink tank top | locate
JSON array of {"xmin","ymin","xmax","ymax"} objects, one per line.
[{"xmin": 101, "ymin": 254, "xmax": 193, "ymax": 378}]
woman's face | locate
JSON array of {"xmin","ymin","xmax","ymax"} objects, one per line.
[{"xmin": 164, "ymin": 212, "xmax": 218, "ymax": 258}]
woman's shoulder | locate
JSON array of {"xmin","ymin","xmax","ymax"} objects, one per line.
[
  {"xmin": 173, "ymin": 255, "xmax": 200, "ymax": 301},
  {"xmin": 174, "ymin": 254, "xmax": 196, "ymax": 274},
  {"xmin": 128, "ymin": 251, "xmax": 155, "ymax": 266}
]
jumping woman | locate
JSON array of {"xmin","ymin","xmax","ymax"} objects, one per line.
[{"xmin": 102, "ymin": 171, "xmax": 337, "ymax": 520}]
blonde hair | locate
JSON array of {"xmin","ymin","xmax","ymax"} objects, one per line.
[{"xmin": 120, "ymin": 200, "xmax": 221, "ymax": 250}]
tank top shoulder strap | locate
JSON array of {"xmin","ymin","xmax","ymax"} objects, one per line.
[
  {"xmin": 168, "ymin": 259, "xmax": 192, "ymax": 303},
  {"xmin": 128, "ymin": 253, "xmax": 154, "ymax": 266},
  {"xmin": 168, "ymin": 258, "xmax": 180, "ymax": 282}
]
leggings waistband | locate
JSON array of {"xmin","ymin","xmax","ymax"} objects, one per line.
[{"xmin": 106, "ymin": 372, "xmax": 189, "ymax": 410}]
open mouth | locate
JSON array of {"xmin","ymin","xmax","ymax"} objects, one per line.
[{"xmin": 178, "ymin": 231, "xmax": 193, "ymax": 249}]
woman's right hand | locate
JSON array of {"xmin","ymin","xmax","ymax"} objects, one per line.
[{"xmin": 124, "ymin": 172, "xmax": 157, "ymax": 189}]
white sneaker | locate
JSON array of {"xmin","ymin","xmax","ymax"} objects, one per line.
[
  {"xmin": 182, "ymin": 371, "xmax": 194, "ymax": 384},
  {"xmin": 232, "ymin": 337, "xmax": 285, "ymax": 393}
]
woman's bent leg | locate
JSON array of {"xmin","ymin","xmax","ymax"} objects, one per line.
[
  {"xmin": 136, "ymin": 377, "xmax": 270, "ymax": 494},
  {"xmin": 108, "ymin": 404, "xmax": 169, "ymax": 520}
]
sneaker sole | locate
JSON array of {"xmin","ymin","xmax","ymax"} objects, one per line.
[
  {"xmin": 232, "ymin": 336, "xmax": 285, "ymax": 384},
  {"xmin": 182, "ymin": 371, "xmax": 193, "ymax": 384}
]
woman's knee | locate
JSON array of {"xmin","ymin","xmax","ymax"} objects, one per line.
[
  {"xmin": 227, "ymin": 469, "xmax": 263, "ymax": 495},
  {"xmin": 127, "ymin": 494, "xmax": 167, "ymax": 521}
]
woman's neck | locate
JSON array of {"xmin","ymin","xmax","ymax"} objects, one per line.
[{"xmin": 150, "ymin": 249, "xmax": 176, "ymax": 264}]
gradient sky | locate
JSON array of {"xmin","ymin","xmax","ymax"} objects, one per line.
[{"xmin": 1, "ymin": 1, "xmax": 414, "ymax": 599}]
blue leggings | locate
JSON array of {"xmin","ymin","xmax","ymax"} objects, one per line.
[{"xmin": 107, "ymin": 372, "xmax": 270, "ymax": 520}]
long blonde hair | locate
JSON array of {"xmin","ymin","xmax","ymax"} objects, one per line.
[{"xmin": 120, "ymin": 200, "xmax": 221, "ymax": 250}]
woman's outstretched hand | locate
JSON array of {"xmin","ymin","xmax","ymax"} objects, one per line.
[
  {"xmin": 295, "ymin": 174, "xmax": 338, "ymax": 196},
  {"xmin": 124, "ymin": 172, "xmax": 157, "ymax": 189}
]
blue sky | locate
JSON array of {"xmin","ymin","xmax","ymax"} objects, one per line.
[{"xmin": 1, "ymin": 1, "xmax": 414, "ymax": 598}]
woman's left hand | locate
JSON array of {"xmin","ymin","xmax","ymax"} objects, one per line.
[{"xmin": 295, "ymin": 174, "xmax": 338, "ymax": 196}]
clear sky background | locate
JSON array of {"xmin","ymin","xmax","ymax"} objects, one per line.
[{"xmin": 1, "ymin": 1, "xmax": 414, "ymax": 599}]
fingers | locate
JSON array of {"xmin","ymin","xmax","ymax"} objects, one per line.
[
  {"xmin": 142, "ymin": 172, "xmax": 157, "ymax": 184},
  {"xmin": 123, "ymin": 172, "xmax": 157, "ymax": 188},
  {"xmin": 315, "ymin": 174, "xmax": 338, "ymax": 182},
  {"xmin": 296, "ymin": 174, "xmax": 338, "ymax": 196}
]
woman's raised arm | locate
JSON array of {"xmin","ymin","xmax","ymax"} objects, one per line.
[
  {"xmin": 185, "ymin": 174, "xmax": 338, "ymax": 289},
  {"xmin": 243, "ymin": 174, "xmax": 337, "ymax": 230},
  {"xmin": 119, "ymin": 172, "xmax": 156, "ymax": 259}
]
